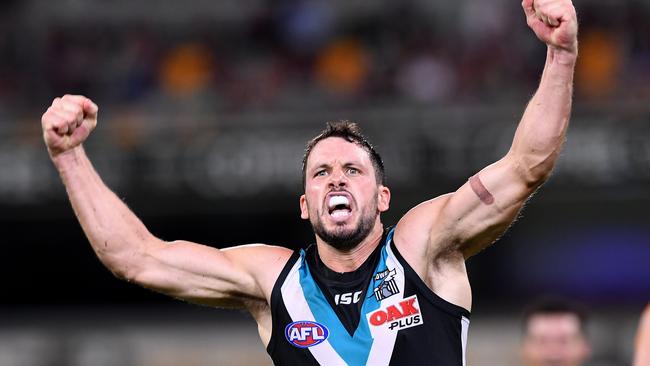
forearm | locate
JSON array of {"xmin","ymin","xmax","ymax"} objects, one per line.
[
  {"xmin": 52, "ymin": 146, "xmax": 158, "ymax": 279},
  {"xmin": 509, "ymin": 46, "xmax": 577, "ymax": 184}
]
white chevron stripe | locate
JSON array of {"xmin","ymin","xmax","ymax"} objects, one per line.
[
  {"xmin": 461, "ymin": 315, "xmax": 470, "ymax": 366},
  {"xmin": 364, "ymin": 242, "xmax": 407, "ymax": 366},
  {"xmin": 281, "ymin": 258, "xmax": 348, "ymax": 366}
]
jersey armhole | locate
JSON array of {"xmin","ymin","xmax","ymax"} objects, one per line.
[
  {"xmin": 266, "ymin": 249, "xmax": 301, "ymax": 356},
  {"xmin": 389, "ymin": 240, "xmax": 471, "ymax": 319}
]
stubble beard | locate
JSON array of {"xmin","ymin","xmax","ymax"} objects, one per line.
[{"xmin": 311, "ymin": 197, "xmax": 378, "ymax": 252}]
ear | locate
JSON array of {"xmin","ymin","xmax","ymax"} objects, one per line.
[
  {"xmin": 378, "ymin": 185, "xmax": 391, "ymax": 212},
  {"xmin": 300, "ymin": 194, "xmax": 309, "ymax": 219}
]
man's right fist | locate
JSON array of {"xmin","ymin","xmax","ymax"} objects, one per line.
[{"xmin": 41, "ymin": 95, "xmax": 98, "ymax": 157}]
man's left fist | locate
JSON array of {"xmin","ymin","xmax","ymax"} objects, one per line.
[{"xmin": 523, "ymin": 0, "xmax": 578, "ymax": 54}]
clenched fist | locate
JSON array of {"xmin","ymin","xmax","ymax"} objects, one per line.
[
  {"xmin": 523, "ymin": 0, "xmax": 578, "ymax": 54},
  {"xmin": 42, "ymin": 95, "xmax": 98, "ymax": 157}
]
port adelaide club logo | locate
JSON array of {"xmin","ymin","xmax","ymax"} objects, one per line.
[
  {"xmin": 285, "ymin": 321, "xmax": 330, "ymax": 348},
  {"xmin": 373, "ymin": 268, "xmax": 400, "ymax": 301}
]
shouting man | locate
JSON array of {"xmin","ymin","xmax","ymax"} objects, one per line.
[{"xmin": 41, "ymin": 0, "xmax": 578, "ymax": 364}]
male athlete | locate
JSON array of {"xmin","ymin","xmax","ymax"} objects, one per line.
[{"xmin": 41, "ymin": 0, "xmax": 578, "ymax": 364}]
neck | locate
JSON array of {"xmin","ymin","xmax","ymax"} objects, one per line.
[{"xmin": 315, "ymin": 220, "xmax": 384, "ymax": 273}]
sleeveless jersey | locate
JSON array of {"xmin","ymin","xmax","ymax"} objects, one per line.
[{"xmin": 267, "ymin": 227, "xmax": 471, "ymax": 365}]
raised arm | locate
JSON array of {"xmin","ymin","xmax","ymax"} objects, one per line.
[
  {"xmin": 42, "ymin": 95, "xmax": 291, "ymax": 309},
  {"xmin": 446, "ymin": 0, "xmax": 578, "ymax": 257},
  {"xmin": 396, "ymin": 0, "xmax": 578, "ymax": 265}
]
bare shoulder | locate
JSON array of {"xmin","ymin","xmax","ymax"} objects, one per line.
[
  {"xmin": 222, "ymin": 244, "xmax": 294, "ymax": 301},
  {"xmin": 394, "ymin": 193, "xmax": 453, "ymax": 261}
]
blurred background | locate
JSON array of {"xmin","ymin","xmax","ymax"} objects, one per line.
[{"xmin": 1, "ymin": 0, "xmax": 649, "ymax": 365}]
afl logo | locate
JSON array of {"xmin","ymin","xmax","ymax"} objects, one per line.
[{"xmin": 285, "ymin": 321, "xmax": 329, "ymax": 348}]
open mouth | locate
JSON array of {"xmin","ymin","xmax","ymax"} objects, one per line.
[{"xmin": 327, "ymin": 194, "xmax": 352, "ymax": 219}]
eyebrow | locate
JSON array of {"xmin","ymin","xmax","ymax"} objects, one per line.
[
  {"xmin": 311, "ymin": 161, "xmax": 362, "ymax": 169},
  {"xmin": 311, "ymin": 163, "xmax": 330, "ymax": 172}
]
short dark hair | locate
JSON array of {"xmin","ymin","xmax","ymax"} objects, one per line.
[
  {"xmin": 523, "ymin": 297, "xmax": 589, "ymax": 334},
  {"xmin": 302, "ymin": 121, "xmax": 386, "ymax": 187}
]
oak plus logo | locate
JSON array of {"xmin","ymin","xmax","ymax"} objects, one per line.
[
  {"xmin": 367, "ymin": 295, "xmax": 423, "ymax": 331},
  {"xmin": 285, "ymin": 321, "xmax": 329, "ymax": 348}
]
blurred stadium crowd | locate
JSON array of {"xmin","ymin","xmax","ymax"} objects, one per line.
[
  {"xmin": 1, "ymin": 1, "xmax": 649, "ymax": 365},
  {"xmin": 0, "ymin": 0, "xmax": 649, "ymax": 121}
]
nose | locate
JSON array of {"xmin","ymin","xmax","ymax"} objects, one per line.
[{"xmin": 328, "ymin": 168, "xmax": 348, "ymax": 188}]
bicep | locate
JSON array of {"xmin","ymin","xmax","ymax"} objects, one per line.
[
  {"xmin": 393, "ymin": 157, "xmax": 533, "ymax": 307},
  {"xmin": 404, "ymin": 155, "xmax": 539, "ymax": 258},
  {"xmin": 441, "ymin": 155, "xmax": 538, "ymax": 257},
  {"xmin": 130, "ymin": 240, "xmax": 290, "ymax": 308}
]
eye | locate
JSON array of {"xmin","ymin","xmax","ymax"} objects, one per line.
[
  {"xmin": 347, "ymin": 167, "xmax": 359, "ymax": 175},
  {"xmin": 315, "ymin": 170, "xmax": 327, "ymax": 177}
]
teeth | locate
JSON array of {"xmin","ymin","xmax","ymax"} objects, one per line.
[{"xmin": 329, "ymin": 195, "xmax": 349, "ymax": 208}]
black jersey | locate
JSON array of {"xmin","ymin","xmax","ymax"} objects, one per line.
[{"xmin": 267, "ymin": 227, "xmax": 471, "ymax": 366}]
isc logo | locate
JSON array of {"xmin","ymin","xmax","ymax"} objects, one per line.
[
  {"xmin": 367, "ymin": 295, "xmax": 423, "ymax": 331},
  {"xmin": 334, "ymin": 291, "xmax": 363, "ymax": 305},
  {"xmin": 285, "ymin": 321, "xmax": 330, "ymax": 348}
]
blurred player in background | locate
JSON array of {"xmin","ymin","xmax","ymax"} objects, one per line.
[
  {"xmin": 40, "ymin": 0, "xmax": 578, "ymax": 364},
  {"xmin": 521, "ymin": 298, "xmax": 591, "ymax": 366},
  {"xmin": 633, "ymin": 303, "xmax": 650, "ymax": 366}
]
